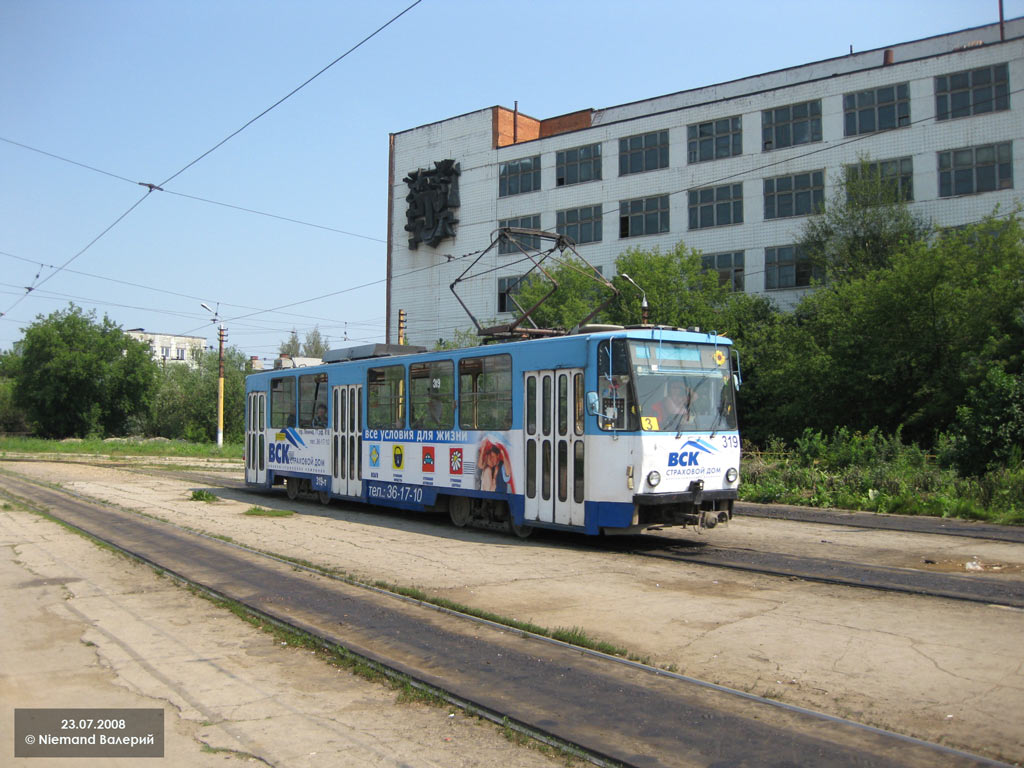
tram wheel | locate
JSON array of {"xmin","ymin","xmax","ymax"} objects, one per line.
[
  {"xmin": 286, "ymin": 477, "xmax": 300, "ymax": 501},
  {"xmin": 317, "ymin": 491, "xmax": 330, "ymax": 506},
  {"xmin": 449, "ymin": 497, "xmax": 471, "ymax": 528},
  {"xmin": 508, "ymin": 518, "xmax": 533, "ymax": 539}
]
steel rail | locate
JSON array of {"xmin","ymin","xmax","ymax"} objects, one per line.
[{"xmin": 0, "ymin": 467, "xmax": 1015, "ymax": 768}]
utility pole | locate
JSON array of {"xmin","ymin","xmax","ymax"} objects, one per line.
[
  {"xmin": 201, "ymin": 303, "xmax": 226, "ymax": 448},
  {"xmin": 398, "ymin": 309, "xmax": 407, "ymax": 345}
]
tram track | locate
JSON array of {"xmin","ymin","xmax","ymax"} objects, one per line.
[
  {"xmin": 0, "ymin": 467, "xmax": 1015, "ymax": 768},
  {"xmin": 4, "ymin": 456, "xmax": 1023, "ymax": 611},
  {"xmin": 619, "ymin": 537, "xmax": 1024, "ymax": 609}
]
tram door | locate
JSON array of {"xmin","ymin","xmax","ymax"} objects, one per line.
[
  {"xmin": 331, "ymin": 385, "xmax": 363, "ymax": 498},
  {"xmin": 245, "ymin": 392, "xmax": 266, "ymax": 485},
  {"xmin": 523, "ymin": 369, "xmax": 586, "ymax": 527}
]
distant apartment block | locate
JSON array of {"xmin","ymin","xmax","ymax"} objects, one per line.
[
  {"xmin": 126, "ymin": 329, "xmax": 205, "ymax": 367},
  {"xmin": 386, "ymin": 18, "xmax": 1024, "ymax": 347}
]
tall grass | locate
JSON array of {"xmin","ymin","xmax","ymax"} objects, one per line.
[
  {"xmin": 741, "ymin": 428, "xmax": 1024, "ymax": 525},
  {"xmin": 0, "ymin": 436, "xmax": 243, "ymax": 459}
]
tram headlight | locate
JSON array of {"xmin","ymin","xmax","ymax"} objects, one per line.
[
  {"xmin": 725, "ymin": 467, "xmax": 738, "ymax": 483},
  {"xmin": 647, "ymin": 471, "xmax": 661, "ymax": 488}
]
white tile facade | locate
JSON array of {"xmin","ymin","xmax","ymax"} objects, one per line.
[{"xmin": 388, "ymin": 21, "xmax": 1024, "ymax": 347}]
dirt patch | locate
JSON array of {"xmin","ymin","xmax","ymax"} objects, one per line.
[{"xmin": 5, "ymin": 457, "xmax": 1024, "ymax": 765}]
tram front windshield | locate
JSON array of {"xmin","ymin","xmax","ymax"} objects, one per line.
[{"xmin": 629, "ymin": 339, "xmax": 737, "ymax": 433}]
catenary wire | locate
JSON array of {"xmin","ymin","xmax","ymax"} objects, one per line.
[
  {"xmin": 156, "ymin": 0, "xmax": 424, "ymax": 188},
  {"xmin": 0, "ymin": 2, "xmax": 423, "ymax": 326}
]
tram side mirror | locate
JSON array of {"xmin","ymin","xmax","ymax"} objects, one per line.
[
  {"xmin": 733, "ymin": 374, "xmax": 741, "ymax": 391},
  {"xmin": 586, "ymin": 391, "xmax": 600, "ymax": 416}
]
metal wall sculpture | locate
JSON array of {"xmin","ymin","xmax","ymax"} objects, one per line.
[{"xmin": 404, "ymin": 159, "xmax": 460, "ymax": 249}]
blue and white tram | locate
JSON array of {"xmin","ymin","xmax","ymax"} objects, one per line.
[{"xmin": 243, "ymin": 326, "xmax": 741, "ymax": 536}]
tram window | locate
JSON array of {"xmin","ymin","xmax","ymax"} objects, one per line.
[
  {"xmin": 597, "ymin": 339, "xmax": 638, "ymax": 431},
  {"xmin": 337, "ymin": 390, "xmax": 345, "ymax": 433},
  {"xmin": 557, "ymin": 440, "xmax": 568, "ymax": 501},
  {"xmin": 574, "ymin": 373, "xmax": 584, "ymax": 435},
  {"xmin": 574, "ymin": 441, "xmax": 585, "ymax": 503},
  {"xmin": 410, "ymin": 360, "xmax": 454, "ymax": 429},
  {"xmin": 526, "ymin": 376, "xmax": 537, "ymax": 435},
  {"xmin": 298, "ymin": 373, "xmax": 328, "ymax": 428},
  {"xmin": 368, "ymin": 366, "xmax": 406, "ymax": 429},
  {"xmin": 351, "ymin": 388, "xmax": 358, "ymax": 432},
  {"xmin": 542, "ymin": 441, "xmax": 552, "ymax": 500},
  {"xmin": 269, "ymin": 377, "xmax": 296, "ymax": 429},
  {"xmin": 526, "ymin": 440, "xmax": 537, "ymax": 498},
  {"xmin": 458, "ymin": 354, "xmax": 512, "ymax": 430},
  {"xmin": 542, "ymin": 375, "xmax": 552, "ymax": 435},
  {"xmin": 558, "ymin": 374, "xmax": 568, "ymax": 436}
]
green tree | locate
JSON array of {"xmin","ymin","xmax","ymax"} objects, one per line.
[
  {"xmin": 12, "ymin": 304, "xmax": 159, "ymax": 437},
  {"xmin": 747, "ymin": 211, "xmax": 1024, "ymax": 449},
  {"xmin": 512, "ymin": 254, "xmax": 615, "ymax": 330},
  {"xmin": 434, "ymin": 326, "xmax": 483, "ymax": 350},
  {"xmin": 607, "ymin": 243, "xmax": 734, "ymax": 330},
  {"xmin": 301, "ymin": 326, "xmax": 329, "ymax": 357},
  {"xmin": 800, "ymin": 158, "xmax": 932, "ymax": 283},
  {"xmin": 148, "ymin": 347, "xmax": 250, "ymax": 443},
  {"xmin": 279, "ymin": 329, "xmax": 301, "ymax": 356}
]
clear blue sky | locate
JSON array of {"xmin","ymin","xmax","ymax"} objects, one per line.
[{"xmin": 2, "ymin": 0, "xmax": 1020, "ymax": 362}]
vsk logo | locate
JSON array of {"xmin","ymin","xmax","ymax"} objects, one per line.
[
  {"xmin": 667, "ymin": 439, "xmax": 717, "ymax": 467},
  {"xmin": 269, "ymin": 443, "xmax": 291, "ymax": 463},
  {"xmin": 393, "ymin": 445, "xmax": 404, "ymax": 469}
]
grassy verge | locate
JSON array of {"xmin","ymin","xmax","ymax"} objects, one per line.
[
  {"xmin": 741, "ymin": 428, "xmax": 1024, "ymax": 525},
  {"xmin": 0, "ymin": 436, "xmax": 243, "ymax": 460}
]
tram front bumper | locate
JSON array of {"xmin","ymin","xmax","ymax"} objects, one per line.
[{"xmin": 631, "ymin": 484, "xmax": 736, "ymax": 528}]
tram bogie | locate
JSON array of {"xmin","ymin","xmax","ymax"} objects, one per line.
[{"xmin": 244, "ymin": 327, "xmax": 741, "ymax": 537}]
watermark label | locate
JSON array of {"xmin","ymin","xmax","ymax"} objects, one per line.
[{"xmin": 15, "ymin": 709, "xmax": 164, "ymax": 758}]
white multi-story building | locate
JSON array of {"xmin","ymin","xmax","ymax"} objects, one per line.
[
  {"xmin": 386, "ymin": 18, "xmax": 1024, "ymax": 347},
  {"xmin": 126, "ymin": 329, "xmax": 205, "ymax": 367}
]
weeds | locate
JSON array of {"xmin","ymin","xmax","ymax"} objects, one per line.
[
  {"xmin": 742, "ymin": 428, "xmax": 1024, "ymax": 524},
  {"xmin": 243, "ymin": 506, "xmax": 293, "ymax": 517},
  {"xmin": 189, "ymin": 490, "xmax": 218, "ymax": 503},
  {"xmin": 0, "ymin": 436, "xmax": 243, "ymax": 459}
]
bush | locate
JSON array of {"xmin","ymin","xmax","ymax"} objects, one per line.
[{"xmin": 741, "ymin": 428, "xmax": 1022, "ymax": 524}]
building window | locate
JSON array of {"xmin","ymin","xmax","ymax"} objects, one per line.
[
  {"xmin": 702, "ymin": 251, "xmax": 745, "ymax": 291},
  {"xmin": 764, "ymin": 170, "xmax": 824, "ymax": 219},
  {"xmin": 938, "ymin": 143, "xmax": 1013, "ymax": 197},
  {"xmin": 176, "ymin": 348, "xmax": 185, "ymax": 360},
  {"xmin": 497, "ymin": 215, "xmax": 541, "ymax": 254},
  {"xmin": 498, "ymin": 156, "xmax": 540, "ymax": 197},
  {"xmin": 619, "ymin": 195, "xmax": 670, "ymax": 238},
  {"xmin": 556, "ymin": 205, "xmax": 602, "ymax": 244},
  {"xmin": 847, "ymin": 157, "xmax": 914, "ymax": 201},
  {"xmin": 844, "ymin": 83, "xmax": 910, "ymax": 135},
  {"xmin": 688, "ymin": 116, "xmax": 742, "ymax": 163},
  {"xmin": 762, "ymin": 100, "xmax": 822, "ymax": 151},
  {"xmin": 935, "ymin": 64, "xmax": 1009, "ymax": 121},
  {"xmin": 556, "ymin": 143, "xmax": 602, "ymax": 186},
  {"xmin": 497, "ymin": 275, "xmax": 525, "ymax": 313},
  {"xmin": 688, "ymin": 183, "xmax": 743, "ymax": 229},
  {"xmin": 160, "ymin": 346, "xmax": 170, "ymax": 358},
  {"xmin": 619, "ymin": 130, "xmax": 669, "ymax": 175},
  {"xmin": 765, "ymin": 245, "xmax": 821, "ymax": 290}
]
